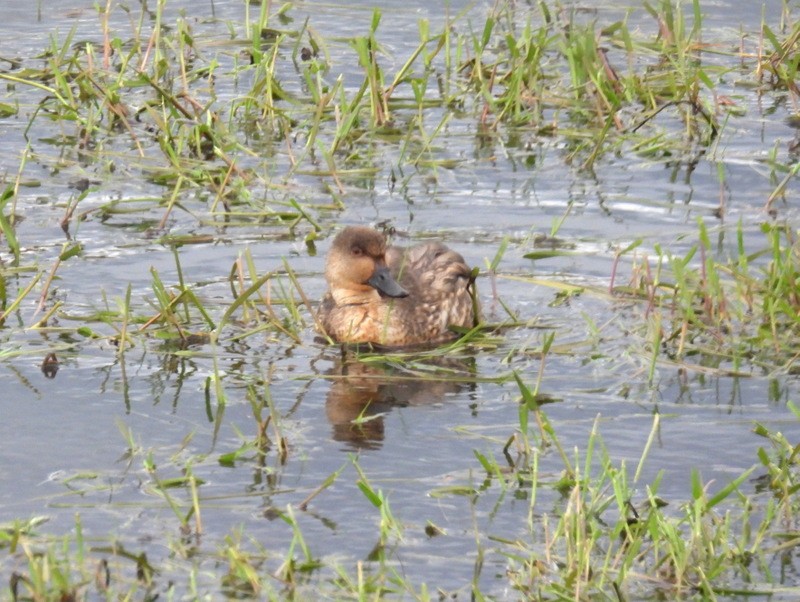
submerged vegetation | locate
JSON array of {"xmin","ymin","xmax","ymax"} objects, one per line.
[{"xmin": 1, "ymin": 0, "xmax": 800, "ymax": 599}]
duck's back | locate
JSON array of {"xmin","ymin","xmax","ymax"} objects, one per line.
[{"xmin": 385, "ymin": 241, "xmax": 477, "ymax": 345}]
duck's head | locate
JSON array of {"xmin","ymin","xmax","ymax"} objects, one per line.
[{"xmin": 325, "ymin": 226, "xmax": 409, "ymax": 301}]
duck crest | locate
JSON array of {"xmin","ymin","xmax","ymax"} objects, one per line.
[{"xmin": 319, "ymin": 226, "xmax": 479, "ymax": 347}]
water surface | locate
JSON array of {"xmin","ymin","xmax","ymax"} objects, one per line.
[{"xmin": 1, "ymin": 0, "xmax": 799, "ymax": 597}]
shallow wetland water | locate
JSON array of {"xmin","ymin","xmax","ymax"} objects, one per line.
[{"xmin": 2, "ymin": 0, "xmax": 800, "ymax": 599}]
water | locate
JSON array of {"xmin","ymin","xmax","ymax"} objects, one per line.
[{"xmin": 1, "ymin": 0, "xmax": 799, "ymax": 598}]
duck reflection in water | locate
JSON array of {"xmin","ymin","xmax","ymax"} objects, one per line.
[{"xmin": 325, "ymin": 355, "xmax": 477, "ymax": 451}]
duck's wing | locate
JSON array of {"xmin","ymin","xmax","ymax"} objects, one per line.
[
  {"xmin": 377, "ymin": 241, "xmax": 479, "ymax": 342},
  {"xmin": 387, "ymin": 242, "xmax": 472, "ymax": 295}
]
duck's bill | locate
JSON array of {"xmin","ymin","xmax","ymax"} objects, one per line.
[{"xmin": 367, "ymin": 266, "xmax": 409, "ymax": 298}]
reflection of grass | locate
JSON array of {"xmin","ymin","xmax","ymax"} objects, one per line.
[{"xmin": 3, "ymin": 0, "xmax": 800, "ymax": 599}]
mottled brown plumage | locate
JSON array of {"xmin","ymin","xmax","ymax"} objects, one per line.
[{"xmin": 319, "ymin": 226, "xmax": 479, "ymax": 347}]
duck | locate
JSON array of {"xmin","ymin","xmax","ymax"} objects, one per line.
[{"xmin": 318, "ymin": 226, "xmax": 479, "ymax": 347}]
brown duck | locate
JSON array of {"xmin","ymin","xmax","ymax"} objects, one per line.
[{"xmin": 318, "ymin": 226, "xmax": 479, "ymax": 347}]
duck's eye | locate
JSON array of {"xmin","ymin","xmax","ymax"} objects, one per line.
[{"xmin": 351, "ymin": 247, "xmax": 363, "ymax": 257}]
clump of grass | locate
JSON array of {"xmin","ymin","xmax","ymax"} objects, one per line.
[
  {"xmin": 461, "ymin": 376, "xmax": 800, "ymax": 599},
  {"xmin": 759, "ymin": 16, "xmax": 800, "ymax": 98},
  {"xmin": 614, "ymin": 218, "xmax": 800, "ymax": 374},
  {"xmin": 448, "ymin": 0, "xmax": 725, "ymax": 169},
  {"xmin": 1, "ymin": 514, "xmax": 158, "ymax": 601},
  {"xmin": 0, "ymin": 0, "xmax": 756, "ymax": 276},
  {"xmin": 754, "ymin": 402, "xmax": 800, "ymax": 508}
]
